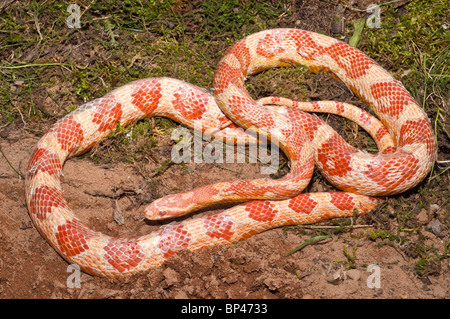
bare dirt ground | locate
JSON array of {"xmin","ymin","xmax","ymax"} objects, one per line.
[{"xmin": 0, "ymin": 0, "xmax": 449, "ymax": 300}]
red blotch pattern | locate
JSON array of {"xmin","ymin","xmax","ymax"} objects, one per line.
[
  {"xmin": 366, "ymin": 152, "xmax": 420, "ymax": 193},
  {"xmin": 204, "ymin": 213, "xmax": 234, "ymax": 241},
  {"xmin": 288, "ymin": 29, "xmax": 323, "ymax": 60},
  {"xmin": 256, "ymin": 31, "xmax": 286, "ymax": 58},
  {"xmin": 375, "ymin": 126, "xmax": 389, "ymax": 142},
  {"xmin": 224, "ymin": 40, "xmax": 251, "ymax": 75},
  {"xmin": 298, "ymin": 113, "xmax": 323, "ymax": 142},
  {"xmin": 213, "ymin": 62, "xmax": 244, "ymax": 95},
  {"xmin": 322, "ymin": 42, "xmax": 374, "ymax": 79},
  {"xmin": 317, "ymin": 133, "xmax": 358, "ymax": 177},
  {"xmin": 173, "ymin": 84, "xmax": 209, "ymax": 121},
  {"xmin": 29, "ymin": 185, "xmax": 68, "ymax": 220},
  {"xmin": 287, "ymin": 193, "xmax": 318, "ymax": 214},
  {"xmin": 91, "ymin": 95, "xmax": 123, "ymax": 132},
  {"xmin": 229, "ymin": 95, "xmax": 275, "ymax": 129},
  {"xmin": 131, "ymin": 78, "xmax": 162, "ymax": 115},
  {"xmin": 157, "ymin": 223, "xmax": 191, "ymax": 259},
  {"xmin": 26, "ymin": 148, "xmax": 61, "ymax": 181},
  {"xmin": 104, "ymin": 238, "xmax": 145, "ymax": 273},
  {"xmin": 56, "ymin": 218, "xmax": 96, "ymax": 257},
  {"xmin": 399, "ymin": 118, "xmax": 435, "ymax": 156},
  {"xmin": 335, "ymin": 102, "xmax": 345, "ymax": 114},
  {"xmin": 311, "ymin": 101, "xmax": 320, "ymax": 110},
  {"xmin": 329, "ymin": 193, "xmax": 355, "ymax": 211},
  {"xmin": 382, "ymin": 146, "xmax": 397, "ymax": 154},
  {"xmin": 359, "ymin": 110, "xmax": 371, "ymax": 126},
  {"xmin": 243, "ymin": 200, "xmax": 277, "ymax": 222},
  {"xmin": 54, "ymin": 117, "xmax": 84, "ymax": 153},
  {"xmin": 370, "ymin": 81, "xmax": 415, "ymax": 118}
]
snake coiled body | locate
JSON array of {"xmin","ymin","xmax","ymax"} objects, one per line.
[{"xmin": 25, "ymin": 29, "xmax": 435, "ymax": 277}]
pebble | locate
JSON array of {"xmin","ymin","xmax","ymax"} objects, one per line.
[
  {"xmin": 427, "ymin": 220, "xmax": 443, "ymax": 237},
  {"xmin": 430, "ymin": 204, "xmax": 440, "ymax": 214},
  {"xmin": 163, "ymin": 267, "xmax": 179, "ymax": 287},
  {"xmin": 417, "ymin": 208, "xmax": 430, "ymax": 224},
  {"xmin": 327, "ymin": 269, "xmax": 343, "ymax": 285}
]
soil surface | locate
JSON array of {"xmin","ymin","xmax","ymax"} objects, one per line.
[{"xmin": 0, "ymin": 0, "xmax": 449, "ymax": 299}]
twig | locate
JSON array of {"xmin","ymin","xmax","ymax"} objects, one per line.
[
  {"xmin": 0, "ymin": 145, "xmax": 25, "ymax": 179},
  {"xmin": 300, "ymin": 224, "xmax": 373, "ymax": 229},
  {"xmin": 428, "ymin": 166, "xmax": 450, "ymax": 182},
  {"xmin": 0, "ymin": 62, "xmax": 71, "ymax": 70},
  {"xmin": 33, "ymin": 11, "xmax": 43, "ymax": 42},
  {"xmin": 287, "ymin": 235, "xmax": 333, "ymax": 256}
]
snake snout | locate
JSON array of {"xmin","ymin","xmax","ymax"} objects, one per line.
[{"xmin": 144, "ymin": 204, "xmax": 167, "ymax": 220}]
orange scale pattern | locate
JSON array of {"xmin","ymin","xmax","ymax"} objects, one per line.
[
  {"xmin": 131, "ymin": 78, "xmax": 162, "ymax": 115},
  {"xmin": 370, "ymin": 80, "xmax": 415, "ymax": 119},
  {"xmin": 55, "ymin": 218, "xmax": 96, "ymax": 258},
  {"xmin": 29, "ymin": 185, "xmax": 68, "ymax": 221},
  {"xmin": 103, "ymin": 238, "xmax": 145, "ymax": 273},
  {"xmin": 287, "ymin": 193, "xmax": 318, "ymax": 215},
  {"xmin": 365, "ymin": 152, "xmax": 420, "ymax": 194},
  {"xmin": 316, "ymin": 133, "xmax": 358, "ymax": 178},
  {"xmin": 203, "ymin": 213, "xmax": 235, "ymax": 241},
  {"xmin": 172, "ymin": 84, "xmax": 209, "ymax": 121},
  {"xmin": 91, "ymin": 95, "xmax": 123, "ymax": 133},
  {"xmin": 399, "ymin": 118, "xmax": 435, "ymax": 156},
  {"xmin": 321, "ymin": 41, "xmax": 375, "ymax": 79},
  {"xmin": 157, "ymin": 223, "xmax": 192, "ymax": 259},
  {"xmin": 26, "ymin": 148, "xmax": 62, "ymax": 181},
  {"xmin": 54, "ymin": 117, "xmax": 84, "ymax": 153},
  {"xmin": 243, "ymin": 200, "xmax": 277, "ymax": 222}
]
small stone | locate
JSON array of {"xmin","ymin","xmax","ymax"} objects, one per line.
[
  {"xmin": 417, "ymin": 209, "xmax": 430, "ymax": 224},
  {"xmin": 331, "ymin": 20, "xmax": 344, "ymax": 34},
  {"xmin": 327, "ymin": 269, "xmax": 343, "ymax": 285},
  {"xmin": 427, "ymin": 220, "xmax": 443, "ymax": 236},
  {"xmin": 163, "ymin": 268, "xmax": 179, "ymax": 287},
  {"xmin": 430, "ymin": 204, "xmax": 440, "ymax": 214}
]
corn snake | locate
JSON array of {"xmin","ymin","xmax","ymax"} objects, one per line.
[{"xmin": 25, "ymin": 29, "xmax": 435, "ymax": 277}]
